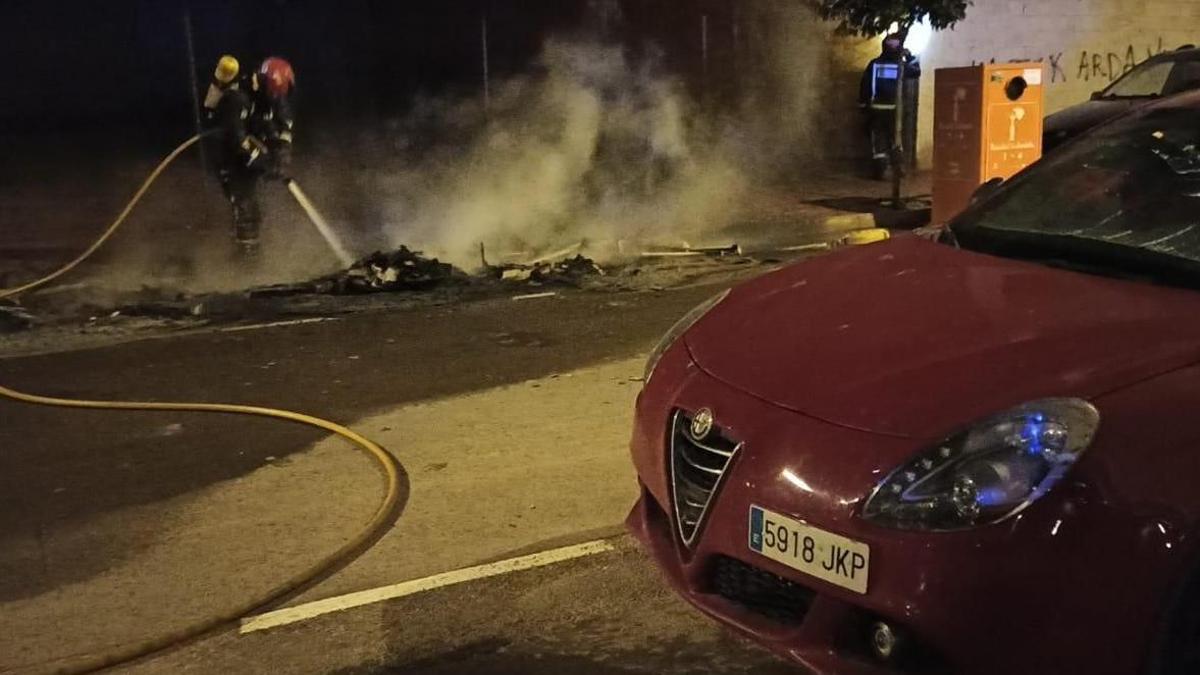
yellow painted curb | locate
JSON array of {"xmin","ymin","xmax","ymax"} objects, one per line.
[
  {"xmin": 821, "ymin": 213, "xmax": 876, "ymax": 233},
  {"xmin": 843, "ymin": 228, "xmax": 891, "ymax": 246}
]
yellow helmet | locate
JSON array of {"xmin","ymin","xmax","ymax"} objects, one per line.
[{"xmin": 214, "ymin": 55, "xmax": 240, "ymax": 85}]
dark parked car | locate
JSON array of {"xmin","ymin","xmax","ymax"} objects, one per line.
[
  {"xmin": 629, "ymin": 91, "xmax": 1200, "ymax": 674},
  {"xmin": 1044, "ymin": 45, "xmax": 1200, "ymax": 152}
]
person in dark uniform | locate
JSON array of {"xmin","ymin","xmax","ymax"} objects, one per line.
[
  {"xmin": 207, "ymin": 56, "xmax": 296, "ymax": 258},
  {"xmin": 859, "ymin": 34, "xmax": 920, "ymax": 179},
  {"xmin": 250, "ymin": 57, "xmax": 297, "ymax": 182}
]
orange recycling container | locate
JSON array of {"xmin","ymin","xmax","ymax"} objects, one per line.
[{"xmin": 932, "ymin": 62, "xmax": 1044, "ymax": 224}]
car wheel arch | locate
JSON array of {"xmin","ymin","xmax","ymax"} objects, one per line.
[{"xmin": 1144, "ymin": 519, "xmax": 1200, "ymax": 675}]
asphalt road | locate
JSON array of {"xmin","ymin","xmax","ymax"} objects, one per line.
[
  {"xmin": 0, "ymin": 279, "xmax": 803, "ymax": 674},
  {"xmin": 130, "ymin": 541, "xmax": 797, "ymax": 675},
  {"xmin": 0, "ymin": 285, "xmax": 718, "ymax": 595}
]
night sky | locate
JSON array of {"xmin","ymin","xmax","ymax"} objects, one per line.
[{"xmin": 1, "ymin": 0, "xmax": 735, "ymax": 140}]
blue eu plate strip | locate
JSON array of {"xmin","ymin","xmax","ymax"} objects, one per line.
[{"xmin": 749, "ymin": 506, "xmax": 764, "ymax": 552}]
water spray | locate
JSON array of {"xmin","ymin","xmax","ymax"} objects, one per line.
[{"xmin": 285, "ymin": 178, "xmax": 356, "ymax": 268}]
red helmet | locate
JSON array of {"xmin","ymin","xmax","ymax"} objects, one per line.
[{"xmin": 258, "ymin": 57, "xmax": 295, "ymax": 99}]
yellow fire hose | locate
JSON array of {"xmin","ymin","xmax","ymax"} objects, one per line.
[
  {"xmin": 0, "ymin": 137, "xmax": 405, "ymax": 673},
  {"xmin": 0, "ymin": 134, "xmax": 204, "ymax": 301}
]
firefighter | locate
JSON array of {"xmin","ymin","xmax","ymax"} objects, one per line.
[
  {"xmin": 859, "ymin": 34, "xmax": 920, "ymax": 179},
  {"xmin": 249, "ymin": 57, "xmax": 297, "ymax": 182},
  {"xmin": 211, "ymin": 56, "xmax": 296, "ymax": 258}
]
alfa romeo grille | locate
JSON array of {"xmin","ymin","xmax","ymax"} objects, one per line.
[
  {"xmin": 710, "ymin": 555, "xmax": 815, "ymax": 625},
  {"xmin": 670, "ymin": 409, "xmax": 741, "ymax": 546}
]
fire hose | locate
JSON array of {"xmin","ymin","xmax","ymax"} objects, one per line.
[
  {"xmin": 0, "ymin": 134, "xmax": 351, "ymax": 300},
  {"xmin": 0, "ymin": 136, "xmax": 404, "ymax": 673},
  {"xmin": 0, "ymin": 135, "xmax": 206, "ymax": 300}
]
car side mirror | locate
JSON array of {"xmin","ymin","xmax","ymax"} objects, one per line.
[
  {"xmin": 1090, "ymin": 91, "xmax": 1105, "ymax": 101},
  {"xmin": 970, "ymin": 177, "xmax": 1004, "ymax": 205}
]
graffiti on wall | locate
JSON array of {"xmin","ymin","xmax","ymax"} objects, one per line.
[
  {"xmin": 1077, "ymin": 37, "xmax": 1169, "ymax": 82},
  {"xmin": 971, "ymin": 37, "xmax": 1170, "ymax": 85},
  {"xmin": 971, "ymin": 52, "xmax": 1069, "ymax": 84}
]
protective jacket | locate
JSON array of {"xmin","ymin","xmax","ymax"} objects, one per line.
[
  {"xmin": 859, "ymin": 47, "xmax": 921, "ymax": 109},
  {"xmin": 215, "ymin": 85, "xmax": 268, "ymax": 170}
]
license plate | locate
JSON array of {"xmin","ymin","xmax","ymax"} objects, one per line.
[{"xmin": 748, "ymin": 505, "xmax": 870, "ymax": 594}]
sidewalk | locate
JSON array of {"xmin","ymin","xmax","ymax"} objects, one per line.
[{"xmin": 721, "ymin": 169, "xmax": 933, "ymax": 251}]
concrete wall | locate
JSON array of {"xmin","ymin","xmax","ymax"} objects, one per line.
[
  {"xmin": 732, "ymin": 1, "xmax": 878, "ymax": 167},
  {"xmin": 914, "ymin": 0, "xmax": 1200, "ymax": 164}
]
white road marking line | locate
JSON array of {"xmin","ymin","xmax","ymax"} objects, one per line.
[
  {"xmin": 511, "ymin": 291, "xmax": 558, "ymax": 301},
  {"xmin": 220, "ymin": 317, "xmax": 339, "ymax": 333},
  {"xmin": 239, "ymin": 539, "xmax": 617, "ymax": 634}
]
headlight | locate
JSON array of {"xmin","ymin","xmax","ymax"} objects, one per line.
[
  {"xmin": 643, "ymin": 289, "xmax": 730, "ymax": 383},
  {"xmin": 861, "ymin": 398, "xmax": 1099, "ymax": 531}
]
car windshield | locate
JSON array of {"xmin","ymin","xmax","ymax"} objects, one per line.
[
  {"xmin": 952, "ymin": 102, "xmax": 1200, "ymax": 284},
  {"xmin": 1101, "ymin": 56, "xmax": 1200, "ymax": 97}
]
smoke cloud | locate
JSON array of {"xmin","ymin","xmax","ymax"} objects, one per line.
[
  {"xmin": 363, "ymin": 38, "xmax": 746, "ymax": 270},
  {"xmin": 332, "ymin": 1, "xmax": 878, "ymax": 271}
]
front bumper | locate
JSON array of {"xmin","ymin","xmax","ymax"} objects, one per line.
[
  {"xmin": 627, "ymin": 343, "xmax": 1166, "ymax": 675},
  {"xmin": 627, "ymin": 491, "xmax": 910, "ymax": 674}
]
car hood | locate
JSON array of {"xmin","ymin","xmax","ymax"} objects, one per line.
[
  {"xmin": 685, "ymin": 236, "xmax": 1200, "ymax": 439},
  {"xmin": 1044, "ymin": 99, "xmax": 1143, "ymax": 136}
]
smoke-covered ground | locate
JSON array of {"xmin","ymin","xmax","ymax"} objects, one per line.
[
  {"xmin": 3, "ymin": 37, "xmax": 741, "ymax": 301},
  {"xmin": 3, "ymin": 1, "xmax": 879, "ymax": 302}
]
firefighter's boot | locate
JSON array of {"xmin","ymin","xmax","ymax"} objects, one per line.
[{"xmin": 231, "ymin": 201, "xmax": 262, "ymax": 261}]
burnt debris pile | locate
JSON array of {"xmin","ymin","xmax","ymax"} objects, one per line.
[
  {"xmin": 540, "ymin": 254, "xmax": 605, "ymax": 282},
  {"xmin": 332, "ymin": 246, "xmax": 464, "ymax": 294},
  {"xmin": 247, "ymin": 246, "xmax": 465, "ymax": 298},
  {"xmin": 0, "ymin": 302, "xmax": 34, "ymax": 333},
  {"xmin": 491, "ymin": 254, "xmax": 605, "ymax": 285}
]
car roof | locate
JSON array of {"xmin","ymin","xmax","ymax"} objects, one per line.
[{"xmin": 1147, "ymin": 46, "xmax": 1200, "ymax": 63}]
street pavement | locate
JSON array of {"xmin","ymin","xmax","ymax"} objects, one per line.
[
  {"xmin": 0, "ymin": 279, "xmax": 806, "ymax": 674},
  {"xmin": 130, "ymin": 542, "xmax": 798, "ymax": 675}
]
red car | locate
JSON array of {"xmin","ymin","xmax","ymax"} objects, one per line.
[{"xmin": 628, "ymin": 92, "xmax": 1200, "ymax": 675}]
